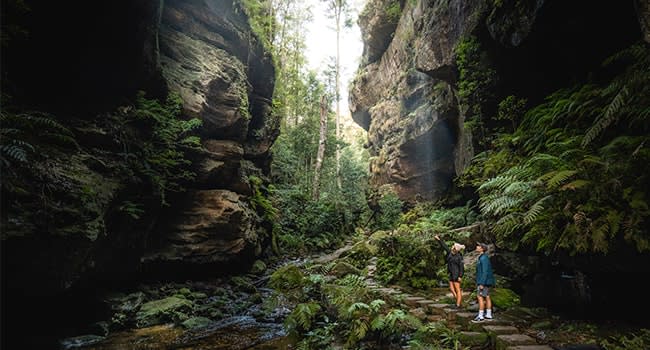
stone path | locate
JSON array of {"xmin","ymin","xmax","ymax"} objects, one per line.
[{"xmin": 363, "ymin": 257, "xmax": 553, "ymax": 350}]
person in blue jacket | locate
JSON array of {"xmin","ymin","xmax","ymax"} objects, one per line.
[{"xmin": 472, "ymin": 242, "xmax": 495, "ymax": 323}]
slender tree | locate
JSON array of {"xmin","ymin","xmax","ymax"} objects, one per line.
[
  {"xmin": 312, "ymin": 95, "xmax": 328, "ymax": 200},
  {"xmin": 322, "ymin": 0, "xmax": 351, "ymax": 189}
]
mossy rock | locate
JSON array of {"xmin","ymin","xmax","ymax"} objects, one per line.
[
  {"xmin": 179, "ymin": 288, "xmax": 192, "ymax": 296},
  {"xmin": 329, "ymin": 261, "xmax": 362, "ymax": 278},
  {"xmin": 231, "ymin": 276, "xmax": 257, "ymax": 293},
  {"xmin": 135, "ymin": 296, "xmax": 194, "ymax": 328},
  {"xmin": 250, "ymin": 260, "xmax": 267, "ymax": 274},
  {"xmin": 269, "ymin": 264, "xmax": 305, "ymax": 291},
  {"xmin": 490, "ymin": 288, "xmax": 520, "ymax": 309},
  {"xmin": 181, "ymin": 316, "xmax": 213, "ymax": 330}
]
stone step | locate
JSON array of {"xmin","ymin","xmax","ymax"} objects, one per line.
[
  {"xmin": 483, "ymin": 325, "xmax": 519, "ymax": 335},
  {"xmin": 459, "ymin": 331, "xmax": 490, "ymax": 347},
  {"xmin": 403, "ymin": 296, "xmax": 426, "ymax": 307},
  {"xmin": 425, "ymin": 314, "xmax": 444, "ymax": 322},
  {"xmin": 505, "ymin": 346, "xmax": 554, "ymax": 350},
  {"xmin": 375, "ymin": 288, "xmax": 399, "ymax": 294},
  {"xmin": 427, "ymin": 303, "xmax": 450, "ymax": 315},
  {"xmin": 496, "ymin": 334, "xmax": 537, "ymax": 350},
  {"xmin": 408, "ymin": 307, "xmax": 427, "ymax": 320},
  {"xmin": 415, "ymin": 300, "xmax": 436, "ymax": 308}
]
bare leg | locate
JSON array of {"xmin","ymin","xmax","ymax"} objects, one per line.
[
  {"xmin": 486, "ymin": 296, "xmax": 492, "ymax": 310},
  {"xmin": 477, "ymin": 294, "xmax": 484, "ymax": 312},
  {"xmin": 452, "ymin": 281, "xmax": 462, "ymax": 306},
  {"xmin": 449, "ymin": 281, "xmax": 457, "ymax": 299}
]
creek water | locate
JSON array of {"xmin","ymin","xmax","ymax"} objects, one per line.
[
  {"xmin": 56, "ymin": 261, "xmax": 309, "ymax": 350},
  {"xmin": 80, "ymin": 316, "xmax": 295, "ymax": 349}
]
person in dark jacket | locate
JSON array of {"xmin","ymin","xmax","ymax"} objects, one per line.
[
  {"xmin": 434, "ymin": 235, "xmax": 465, "ymax": 308},
  {"xmin": 472, "ymin": 242, "xmax": 496, "ymax": 323}
]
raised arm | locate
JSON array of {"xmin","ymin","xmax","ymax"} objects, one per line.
[{"xmin": 434, "ymin": 235, "xmax": 450, "ymax": 254}]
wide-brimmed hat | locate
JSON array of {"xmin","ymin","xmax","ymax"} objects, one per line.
[{"xmin": 452, "ymin": 243, "xmax": 465, "ymax": 251}]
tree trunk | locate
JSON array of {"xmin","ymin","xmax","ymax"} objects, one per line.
[
  {"xmin": 313, "ymin": 95, "xmax": 328, "ymax": 200},
  {"xmin": 335, "ymin": 3, "xmax": 342, "ymax": 190}
]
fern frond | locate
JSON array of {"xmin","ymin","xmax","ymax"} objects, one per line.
[
  {"xmin": 346, "ymin": 302, "xmax": 370, "ymax": 317},
  {"xmin": 480, "ymin": 195, "xmax": 519, "ymax": 216},
  {"xmin": 493, "ymin": 213, "xmax": 523, "ymax": 236},
  {"xmin": 503, "ymin": 180, "xmax": 535, "ymax": 197},
  {"xmin": 561, "ymin": 179, "xmax": 591, "ymax": 191},
  {"xmin": 370, "ymin": 315, "xmax": 385, "ymax": 331},
  {"xmin": 583, "ymin": 86, "xmax": 629, "ymax": 146},
  {"xmin": 478, "ymin": 174, "xmax": 519, "ymax": 192},
  {"xmin": 523, "ymin": 195, "xmax": 552, "ymax": 225},
  {"xmin": 544, "ymin": 169, "xmax": 578, "ymax": 189},
  {"xmin": 369, "ymin": 299, "xmax": 386, "ymax": 312}
]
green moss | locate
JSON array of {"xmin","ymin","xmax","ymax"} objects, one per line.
[
  {"xmin": 269, "ymin": 264, "xmax": 305, "ymax": 292},
  {"xmin": 231, "ymin": 276, "xmax": 257, "ymax": 293},
  {"xmin": 329, "ymin": 261, "xmax": 361, "ymax": 278},
  {"xmin": 490, "ymin": 288, "xmax": 520, "ymax": 309},
  {"xmin": 135, "ymin": 296, "xmax": 193, "ymax": 328},
  {"xmin": 385, "ymin": 1, "xmax": 402, "ymax": 23},
  {"xmin": 249, "ymin": 175, "xmax": 279, "ymax": 254},
  {"xmin": 250, "ymin": 259, "xmax": 267, "ymax": 274},
  {"xmin": 454, "ymin": 36, "xmax": 496, "ymax": 144},
  {"xmin": 181, "ymin": 316, "xmax": 213, "ymax": 329}
]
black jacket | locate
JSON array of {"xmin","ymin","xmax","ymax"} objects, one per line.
[{"xmin": 437, "ymin": 239, "xmax": 464, "ymax": 281}]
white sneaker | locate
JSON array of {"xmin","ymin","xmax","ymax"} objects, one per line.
[{"xmin": 471, "ymin": 315, "xmax": 484, "ymax": 323}]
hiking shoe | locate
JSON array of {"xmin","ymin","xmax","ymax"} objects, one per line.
[
  {"xmin": 485, "ymin": 315, "xmax": 493, "ymax": 321},
  {"xmin": 471, "ymin": 316, "xmax": 484, "ymax": 323}
]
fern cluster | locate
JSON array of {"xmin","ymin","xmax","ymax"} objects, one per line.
[
  {"xmin": 269, "ymin": 262, "xmax": 423, "ymax": 348},
  {"xmin": 0, "ymin": 110, "xmax": 76, "ymax": 177},
  {"xmin": 111, "ymin": 91, "xmax": 202, "ymax": 206},
  {"xmin": 468, "ymin": 42, "xmax": 650, "ymax": 254}
]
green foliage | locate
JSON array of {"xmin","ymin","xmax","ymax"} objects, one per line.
[
  {"xmin": 600, "ymin": 329, "xmax": 650, "ymax": 350},
  {"xmin": 385, "ymin": 1, "xmax": 402, "ymax": 23},
  {"xmin": 463, "ymin": 42, "xmax": 650, "ymax": 254},
  {"xmin": 117, "ymin": 91, "xmax": 202, "ymax": 206},
  {"xmin": 0, "ymin": 110, "xmax": 76, "ymax": 175},
  {"xmin": 374, "ymin": 232, "xmax": 441, "ymax": 289},
  {"xmin": 286, "ymin": 302, "xmax": 322, "ymax": 335},
  {"xmin": 238, "ymin": 0, "xmax": 275, "ymax": 51},
  {"xmin": 409, "ymin": 321, "xmax": 467, "ymax": 349},
  {"xmin": 372, "ymin": 191, "xmax": 403, "ymax": 231},
  {"xmin": 369, "ymin": 205, "xmax": 478, "ymax": 289},
  {"xmin": 496, "ymin": 95, "xmax": 527, "ymax": 131},
  {"xmin": 269, "ymin": 265, "xmax": 306, "ymax": 292},
  {"xmin": 118, "ymin": 201, "xmax": 146, "ymax": 220},
  {"xmin": 455, "ymin": 36, "xmax": 497, "ymax": 144}
]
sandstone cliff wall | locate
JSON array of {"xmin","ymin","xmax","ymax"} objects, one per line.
[
  {"xmin": 1, "ymin": 0, "xmax": 277, "ymax": 296},
  {"xmin": 350, "ymin": 0, "xmax": 645, "ymax": 204}
]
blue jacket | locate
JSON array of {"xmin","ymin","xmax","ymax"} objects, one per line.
[{"xmin": 476, "ymin": 253, "xmax": 495, "ymax": 286}]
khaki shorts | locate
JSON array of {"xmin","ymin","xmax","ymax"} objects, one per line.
[{"xmin": 477, "ymin": 286, "xmax": 490, "ymax": 297}]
